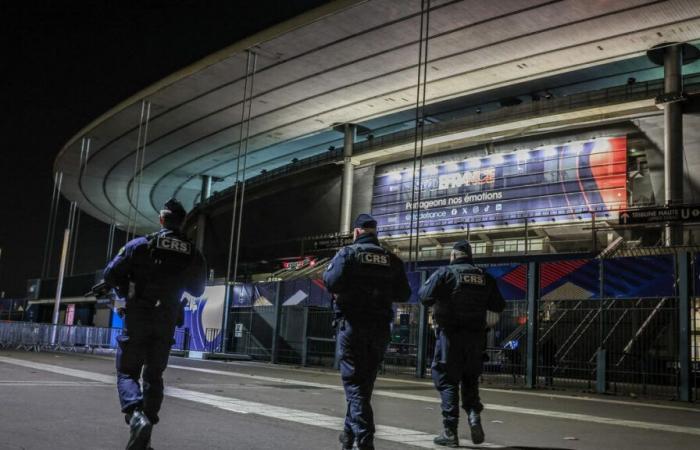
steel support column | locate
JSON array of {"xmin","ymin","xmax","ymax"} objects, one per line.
[
  {"xmin": 526, "ymin": 261, "xmax": 539, "ymax": 388},
  {"xmin": 271, "ymin": 281, "xmax": 283, "ymax": 364},
  {"xmin": 677, "ymin": 250, "xmax": 692, "ymax": 401},
  {"xmin": 201, "ymin": 175, "xmax": 212, "ymax": 203},
  {"xmin": 663, "ymin": 44, "xmax": 684, "ymax": 245},
  {"xmin": 339, "ymin": 124, "xmax": 356, "ymax": 234},
  {"xmin": 51, "ymin": 228, "xmax": 71, "ymax": 345}
]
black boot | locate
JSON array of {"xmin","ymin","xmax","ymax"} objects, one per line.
[
  {"xmin": 433, "ymin": 428, "xmax": 459, "ymax": 447},
  {"xmin": 468, "ymin": 410, "xmax": 485, "ymax": 445},
  {"xmin": 339, "ymin": 430, "xmax": 354, "ymax": 450},
  {"xmin": 126, "ymin": 410, "xmax": 153, "ymax": 450}
]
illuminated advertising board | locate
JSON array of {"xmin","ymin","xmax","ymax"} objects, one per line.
[{"xmin": 371, "ymin": 136, "xmax": 627, "ymax": 233}]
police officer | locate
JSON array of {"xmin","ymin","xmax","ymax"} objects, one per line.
[
  {"xmin": 418, "ymin": 240, "xmax": 505, "ymax": 447},
  {"xmin": 323, "ymin": 214, "xmax": 411, "ymax": 450},
  {"xmin": 103, "ymin": 198, "xmax": 206, "ymax": 450}
]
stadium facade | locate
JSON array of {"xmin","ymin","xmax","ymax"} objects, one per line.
[{"xmin": 29, "ymin": 0, "xmax": 700, "ymax": 399}]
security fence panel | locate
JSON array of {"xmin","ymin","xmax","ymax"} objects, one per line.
[
  {"xmin": 0, "ymin": 322, "xmax": 122, "ymax": 353},
  {"xmin": 228, "ymin": 306, "xmax": 275, "ymax": 360},
  {"xmin": 482, "ymin": 300, "xmax": 528, "ymax": 386},
  {"xmin": 276, "ymin": 306, "xmax": 307, "ymax": 364},
  {"xmin": 304, "ymin": 307, "xmax": 335, "ymax": 367},
  {"xmin": 383, "ymin": 303, "xmax": 420, "ymax": 376},
  {"xmin": 605, "ymin": 297, "xmax": 679, "ymax": 398}
]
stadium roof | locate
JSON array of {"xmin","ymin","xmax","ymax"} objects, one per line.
[{"xmin": 54, "ymin": 0, "xmax": 700, "ymax": 233}]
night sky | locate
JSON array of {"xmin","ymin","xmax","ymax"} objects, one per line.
[{"xmin": 0, "ymin": 1, "xmax": 329, "ymax": 298}]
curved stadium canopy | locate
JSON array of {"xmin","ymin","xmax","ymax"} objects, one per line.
[{"xmin": 54, "ymin": 0, "xmax": 700, "ymax": 233}]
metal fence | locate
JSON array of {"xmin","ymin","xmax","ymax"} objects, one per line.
[
  {"xmin": 482, "ymin": 300, "xmax": 528, "ymax": 386},
  {"xmin": 693, "ymin": 298, "xmax": 700, "ymax": 402},
  {"xmin": 172, "ymin": 327, "xmax": 191, "ymax": 352},
  {"xmin": 0, "ymin": 321, "xmax": 121, "ymax": 352},
  {"xmin": 533, "ymin": 298, "xmax": 680, "ymax": 397}
]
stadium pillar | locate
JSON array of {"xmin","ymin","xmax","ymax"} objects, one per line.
[
  {"xmin": 201, "ymin": 175, "xmax": 212, "ymax": 202},
  {"xmin": 664, "ymin": 44, "xmax": 684, "ymax": 245},
  {"xmin": 339, "ymin": 124, "xmax": 356, "ymax": 234},
  {"xmin": 526, "ymin": 261, "xmax": 539, "ymax": 388},
  {"xmin": 677, "ymin": 250, "xmax": 692, "ymax": 401},
  {"xmin": 648, "ymin": 43, "xmax": 699, "ymax": 245}
]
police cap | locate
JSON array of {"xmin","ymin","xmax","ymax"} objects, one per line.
[
  {"xmin": 353, "ymin": 213, "xmax": 377, "ymax": 229},
  {"xmin": 453, "ymin": 240, "xmax": 472, "ymax": 258}
]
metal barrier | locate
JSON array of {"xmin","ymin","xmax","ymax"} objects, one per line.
[
  {"xmin": 172, "ymin": 327, "xmax": 191, "ymax": 352},
  {"xmin": 0, "ymin": 321, "xmax": 122, "ymax": 353},
  {"xmin": 482, "ymin": 300, "xmax": 528, "ymax": 386}
]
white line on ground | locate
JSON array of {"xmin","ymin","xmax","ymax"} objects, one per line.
[
  {"xmin": 188, "ymin": 358, "xmax": 700, "ymax": 414},
  {"xmin": 0, "ymin": 380, "xmax": 108, "ymax": 387},
  {"xmin": 0, "ymin": 356, "xmax": 500, "ymax": 449},
  {"xmin": 165, "ymin": 363, "xmax": 700, "ymax": 436},
  {"xmin": 73, "ymin": 354, "xmax": 700, "ymax": 414}
]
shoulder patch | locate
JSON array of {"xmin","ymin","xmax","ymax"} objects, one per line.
[
  {"xmin": 156, "ymin": 236, "xmax": 192, "ymax": 254},
  {"xmin": 460, "ymin": 273, "xmax": 486, "ymax": 286},
  {"xmin": 358, "ymin": 252, "xmax": 390, "ymax": 266}
]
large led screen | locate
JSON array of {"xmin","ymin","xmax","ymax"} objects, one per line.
[{"xmin": 371, "ymin": 136, "xmax": 627, "ymax": 233}]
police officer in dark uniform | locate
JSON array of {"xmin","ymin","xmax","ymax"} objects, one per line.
[
  {"xmin": 323, "ymin": 213, "xmax": 411, "ymax": 450},
  {"xmin": 103, "ymin": 198, "xmax": 206, "ymax": 450},
  {"xmin": 419, "ymin": 240, "xmax": 505, "ymax": 447}
]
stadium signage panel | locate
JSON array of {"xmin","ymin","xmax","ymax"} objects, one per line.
[
  {"xmin": 311, "ymin": 234, "xmax": 354, "ymax": 250},
  {"xmin": 371, "ymin": 137, "xmax": 627, "ymax": 233},
  {"xmin": 618, "ymin": 205, "xmax": 700, "ymax": 225}
]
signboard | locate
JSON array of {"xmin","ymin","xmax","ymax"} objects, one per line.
[
  {"xmin": 234, "ymin": 323, "xmax": 243, "ymax": 338},
  {"xmin": 371, "ymin": 137, "xmax": 627, "ymax": 233},
  {"xmin": 619, "ymin": 205, "xmax": 700, "ymax": 225},
  {"xmin": 282, "ymin": 257, "xmax": 317, "ymax": 270},
  {"xmin": 310, "ymin": 234, "xmax": 353, "ymax": 250}
]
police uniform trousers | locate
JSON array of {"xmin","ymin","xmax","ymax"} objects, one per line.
[
  {"xmin": 431, "ymin": 328, "xmax": 485, "ymax": 430},
  {"xmin": 337, "ymin": 319, "xmax": 390, "ymax": 449},
  {"xmin": 116, "ymin": 303, "xmax": 177, "ymax": 424}
]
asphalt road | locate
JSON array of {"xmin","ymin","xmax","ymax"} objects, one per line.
[{"xmin": 0, "ymin": 350, "xmax": 698, "ymax": 449}]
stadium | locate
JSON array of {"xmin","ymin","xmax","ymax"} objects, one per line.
[{"xmin": 19, "ymin": 0, "xmax": 700, "ymax": 401}]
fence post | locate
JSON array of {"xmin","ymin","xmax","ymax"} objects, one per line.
[
  {"xmin": 271, "ymin": 281, "xmax": 282, "ymax": 364},
  {"xmin": 677, "ymin": 250, "xmax": 692, "ymax": 402},
  {"xmin": 301, "ymin": 307, "xmax": 309, "ymax": 367},
  {"xmin": 415, "ymin": 271, "xmax": 428, "ymax": 378},
  {"xmin": 526, "ymin": 261, "xmax": 539, "ymax": 388},
  {"xmin": 596, "ymin": 257, "xmax": 607, "ymax": 393}
]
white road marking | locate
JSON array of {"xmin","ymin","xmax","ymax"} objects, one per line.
[
  {"xmin": 166, "ymin": 364, "xmax": 700, "ymax": 436},
  {"xmin": 0, "ymin": 380, "xmax": 108, "ymax": 387},
  {"xmin": 185, "ymin": 358, "xmax": 700, "ymax": 414},
  {"xmin": 0, "ymin": 356, "xmax": 500, "ymax": 449},
  {"xmin": 5, "ymin": 355, "xmax": 699, "ymax": 439},
  {"xmin": 73, "ymin": 354, "xmax": 700, "ymax": 413}
]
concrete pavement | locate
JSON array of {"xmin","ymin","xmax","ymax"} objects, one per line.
[{"xmin": 0, "ymin": 350, "xmax": 698, "ymax": 449}]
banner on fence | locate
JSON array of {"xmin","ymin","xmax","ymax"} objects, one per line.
[{"xmin": 178, "ymin": 285, "xmax": 226, "ymax": 352}]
